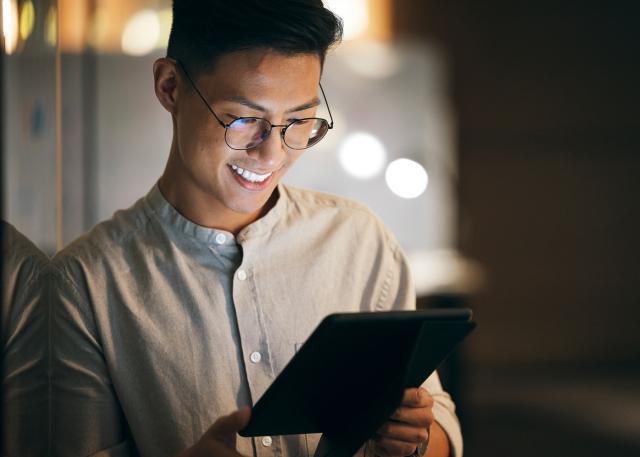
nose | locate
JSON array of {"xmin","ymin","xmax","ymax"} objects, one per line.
[{"xmin": 245, "ymin": 125, "xmax": 287, "ymax": 167}]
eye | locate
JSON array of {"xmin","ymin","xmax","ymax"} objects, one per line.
[
  {"xmin": 235, "ymin": 117, "xmax": 260, "ymax": 125},
  {"xmin": 290, "ymin": 118, "xmax": 314, "ymax": 126},
  {"xmin": 228, "ymin": 117, "xmax": 263, "ymax": 131}
]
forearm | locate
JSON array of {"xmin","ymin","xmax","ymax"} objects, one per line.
[{"xmin": 425, "ymin": 421, "xmax": 450, "ymax": 457}]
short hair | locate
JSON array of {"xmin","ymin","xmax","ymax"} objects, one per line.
[{"xmin": 167, "ymin": 0, "xmax": 343, "ymax": 76}]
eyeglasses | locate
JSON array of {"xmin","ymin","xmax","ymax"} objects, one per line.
[{"xmin": 176, "ymin": 60, "xmax": 334, "ymax": 151}]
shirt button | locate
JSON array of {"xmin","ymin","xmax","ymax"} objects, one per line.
[
  {"xmin": 250, "ymin": 352, "xmax": 262, "ymax": 363},
  {"xmin": 237, "ymin": 269, "xmax": 247, "ymax": 281},
  {"xmin": 261, "ymin": 436, "xmax": 273, "ymax": 447},
  {"xmin": 215, "ymin": 233, "xmax": 226, "ymax": 245}
]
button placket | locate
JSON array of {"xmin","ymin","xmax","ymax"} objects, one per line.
[{"xmin": 232, "ymin": 255, "xmax": 277, "ymax": 441}]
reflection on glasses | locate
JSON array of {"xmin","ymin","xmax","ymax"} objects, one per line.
[{"xmin": 176, "ymin": 60, "xmax": 334, "ymax": 151}]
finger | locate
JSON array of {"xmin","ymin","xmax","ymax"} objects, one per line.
[
  {"xmin": 390, "ymin": 406, "xmax": 434, "ymax": 428},
  {"xmin": 400, "ymin": 387, "xmax": 433, "ymax": 408},
  {"xmin": 208, "ymin": 407, "xmax": 252, "ymax": 444},
  {"xmin": 376, "ymin": 421, "xmax": 429, "ymax": 444},
  {"xmin": 370, "ymin": 436, "xmax": 418, "ymax": 457}
]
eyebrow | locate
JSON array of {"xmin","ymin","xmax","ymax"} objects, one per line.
[{"xmin": 224, "ymin": 95, "xmax": 321, "ymax": 114}]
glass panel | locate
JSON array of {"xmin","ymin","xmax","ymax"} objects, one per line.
[
  {"xmin": 2, "ymin": 1, "xmax": 58, "ymax": 454},
  {"xmin": 3, "ymin": 0, "xmax": 59, "ymax": 254},
  {"xmin": 60, "ymin": 0, "xmax": 173, "ymax": 243}
]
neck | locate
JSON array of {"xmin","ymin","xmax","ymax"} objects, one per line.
[{"xmin": 158, "ymin": 145, "xmax": 274, "ymax": 235}]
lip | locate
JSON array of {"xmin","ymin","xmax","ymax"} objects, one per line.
[{"xmin": 228, "ymin": 164, "xmax": 276, "ymax": 191}]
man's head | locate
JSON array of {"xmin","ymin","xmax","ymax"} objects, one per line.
[
  {"xmin": 155, "ymin": 1, "xmax": 342, "ymax": 234},
  {"xmin": 167, "ymin": 0, "xmax": 343, "ymax": 77}
]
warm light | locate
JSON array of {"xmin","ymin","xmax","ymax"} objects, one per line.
[
  {"xmin": 19, "ymin": 0, "xmax": 34, "ymax": 41},
  {"xmin": 45, "ymin": 5, "xmax": 57, "ymax": 47},
  {"xmin": 2, "ymin": 0, "xmax": 19, "ymax": 54},
  {"xmin": 385, "ymin": 158, "xmax": 429, "ymax": 199},
  {"xmin": 338, "ymin": 132, "xmax": 387, "ymax": 179},
  {"xmin": 325, "ymin": 0, "xmax": 369, "ymax": 41},
  {"xmin": 156, "ymin": 7, "xmax": 172, "ymax": 48},
  {"xmin": 59, "ymin": 0, "xmax": 91, "ymax": 53},
  {"xmin": 343, "ymin": 40, "xmax": 401, "ymax": 79},
  {"xmin": 121, "ymin": 9, "xmax": 160, "ymax": 56}
]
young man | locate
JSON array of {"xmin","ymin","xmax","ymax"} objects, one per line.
[{"xmin": 51, "ymin": 1, "xmax": 463, "ymax": 456}]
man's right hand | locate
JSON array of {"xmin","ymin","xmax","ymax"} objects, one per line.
[{"xmin": 177, "ymin": 407, "xmax": 251, "ymax": 457}]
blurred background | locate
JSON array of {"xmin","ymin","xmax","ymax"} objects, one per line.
[{"xmin": 2, "ymin": 0, "xmax": 640, "ymax": 455}]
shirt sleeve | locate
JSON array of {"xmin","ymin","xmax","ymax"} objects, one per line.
[
  {"xmin": 380, "ymin": 236, "xmax": 464, "ymax": 457},
  {"xmin": 2, "ymin": 245, "xmax": 50, "ymax": 456},
  {"xmin": 51, "ymin": 262, "xmax": 134, "ymax": 456}
]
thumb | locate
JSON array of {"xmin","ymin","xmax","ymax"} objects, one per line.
[{"xmin": 208, "ymin": 407, "xmax": 252, "ymax": 446}]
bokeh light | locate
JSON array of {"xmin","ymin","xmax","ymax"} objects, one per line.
[
  {"xmin": 385, "ymin": 158, "xmax": 429, "ymax": 199},
  {"xmin": 2, "ymin": 0, "xmax": 19, "ymax": 54},
  {"xmin": 121, "ymin": 9, "xmax": 160, "ymax": 56},
  {"xmin": 44, "ymin": 5, "xmax": 57, "ymax": 47},
  {"xmin": 19, "ymin": 0, "xmax": 34, "ymax": 42},
  {"xmin": 156, "ymin": 8, "xmax": 172, "ymax": 49},
  {"xmin": 338, "ymin": 132, "xmax": 387, "ymax": 179},
  {"xmin": 343, "ymin": 40, "xmax": 401, "ymax": 79},
  {"xmin": 324, "ymin": 0, "xmax": 369, "ymax": 41}
]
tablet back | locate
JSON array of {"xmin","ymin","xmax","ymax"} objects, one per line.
[{"xmin": 241, "ymin": 308, "xmax": 475, "ymax": 443}]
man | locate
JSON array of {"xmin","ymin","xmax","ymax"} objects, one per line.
[{"xmin": 51, "ymin": 1, "xmax": 463, "ymax": 456}]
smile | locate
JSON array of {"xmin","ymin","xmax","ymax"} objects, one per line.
[{"xmin": 229, "ymin": 164, "xmax": 273, "ymax": 183}]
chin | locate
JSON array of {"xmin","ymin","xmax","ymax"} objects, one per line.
[{"xmin": 225, "ymin": 195, "xmax": 269, "ymax": 215}]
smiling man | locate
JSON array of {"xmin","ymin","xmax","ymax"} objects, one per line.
[{"xmin": 51, "ymin": 1, "xmax": 463, "ymax": 457}]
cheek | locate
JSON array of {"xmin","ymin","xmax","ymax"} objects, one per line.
[
  {"xmin": 283, "ymin": 150, "xmax": 304, "ymax": 169},
  {"xmin": 178, "ymin": 115, "xmax": 227, "ymax": 162}
]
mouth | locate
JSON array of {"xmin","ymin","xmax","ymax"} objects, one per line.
[
  {"xmin": 228, "ymin": 163, "xmax": 276, "ymax": 191},
  {"xmin": 229, "ymin": 164, "xmax": 274, "ymax": 183}
]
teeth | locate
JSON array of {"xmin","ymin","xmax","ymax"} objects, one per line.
[{"xmin": 230, "ymin": 164, "xmax": 273, "ymax": 183}]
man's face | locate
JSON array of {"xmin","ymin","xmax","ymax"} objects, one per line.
[{"xmin": 170, "ymin": 49, "xmax": 322, "ymax": 225}]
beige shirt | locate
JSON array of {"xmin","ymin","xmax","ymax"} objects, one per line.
[{"xmin": 51, "ymin": 184, "xmax": 463, "ymax": 457}]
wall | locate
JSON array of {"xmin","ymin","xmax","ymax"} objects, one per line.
[{"xmin": 394, "ymin": 0, "xmax": 640, "ymax": 365}]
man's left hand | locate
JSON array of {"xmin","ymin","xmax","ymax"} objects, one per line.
[{"xmin": 368, "ymin": 387, "xmax": 434, "ymax": 457}]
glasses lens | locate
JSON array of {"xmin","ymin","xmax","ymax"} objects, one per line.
[
  {"xmin": 284, "ymin": 118, "xmax": 329, "ymax": 150},
  {"xmin": 226, "ymin": 118, "xmax": 270, "ymax": 149}
]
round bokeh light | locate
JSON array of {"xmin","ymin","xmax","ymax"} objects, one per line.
[
  {"xmin": 385, "ymin": 158, "xmax": 429, "ymax": 199},
  {"xmin": 338, "ymin": 132, "xmax": 387, "ymax": 179},
  {"xmin": 324, "ymin": 0, "xmax": 368, "ymax": 41},
  {"xmin": 121, "ymin": 9, "xmax": 160, "ymax": 56}
]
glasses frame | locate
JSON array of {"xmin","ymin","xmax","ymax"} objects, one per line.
[{"xmin": 175, "ymin": 59, "xmax": 334, "ymax": 151}]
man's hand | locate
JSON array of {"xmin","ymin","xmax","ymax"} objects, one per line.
[
  {"xmin": 369, "ymin": 388, "xmax": 434, "ymax": 457},
  {"xmin": 177, "ymin": 407, "xmax": 251, "ymax": 457}
]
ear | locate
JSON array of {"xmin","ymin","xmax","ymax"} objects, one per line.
[{"xmin": 153, "ymin": 58, "xmax": 180, "ymax": 115}]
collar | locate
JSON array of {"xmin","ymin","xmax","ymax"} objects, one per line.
[{"xmin": 143, "ymin": 181, "xmax": 289, "ymax": 246}]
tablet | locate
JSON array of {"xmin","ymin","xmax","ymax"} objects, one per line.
[{"xmin": 240, "ymin": 308, "xmax": 475, "ymax": 456}]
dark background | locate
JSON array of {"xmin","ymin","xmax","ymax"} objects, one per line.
[{"xmin": 395, "ymin": 1, "xmax": 640, "ymax": 455}]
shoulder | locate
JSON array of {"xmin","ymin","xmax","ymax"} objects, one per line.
[
  {"xmin": 280, "ymin": 185, "xmax": 403, "ymax": 256},
  {"xmin": 282, "ymin": 185, "xmax": 371, "ymax": 212},
  {"xmin": 2, "ymin": 222, "xmax": 50, "ymax": 314},
  {"xmin": 282, "ymin": 185, "xmax": 380, "ymax": 224},
  {"xmin": 2, "ymin": 221, "xmax": 50, "ymax": 277},
  {"xmin": 52, "ymin": 195, "xmax": 152, "ymax": 279}
]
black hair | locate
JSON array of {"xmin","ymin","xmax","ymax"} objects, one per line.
[{"xmin": 167, "ymin": 0, "xmax": 343, "ymax": 75}]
